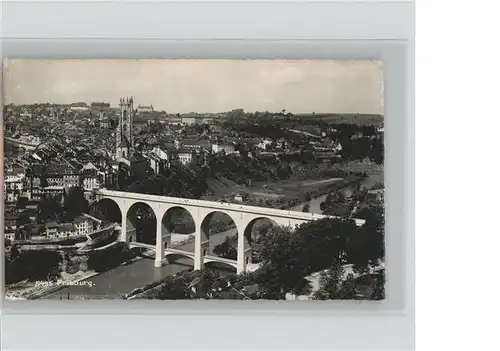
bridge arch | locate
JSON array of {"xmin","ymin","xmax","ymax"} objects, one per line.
[
  {"xmin": 243, "ymin": 217, "xmax": 279, "ymax": 264},
  {"xmin": 243, "ymin": 217, "xmax": 279, "ymax": 245},
  {"xmin": 126, "ymin": 202, "xmax": 157, "ymax": 245},
  {"xmin": 203, "ymin": 260, "xmax": 238, "ymax": 272},
  {"xmin": 164, "ymin": 252, "xmax": 194, "ymax": 266},
  {"xmin": 91, "ymin": 198, "xmax": 122, "ymax": 224},
  {"xmin": 200, "ymin": 211, "xmax": 239, "ymax": 259},
  {"xmin": 161, "ymin": 206, "xmax": 196, "ymax": 252}
]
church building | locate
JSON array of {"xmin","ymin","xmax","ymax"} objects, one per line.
[{"xmin": 116, "ymin": 97, "xmax": 135, "ymax": 161}]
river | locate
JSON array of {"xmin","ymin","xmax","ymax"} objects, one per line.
[
  {"xmin": 290, "ymin": 176, "xmax": 378, "ymax": 213},
  {"xmin": 43, "ymin": 176, "xmax": 379, "ymax": 300},
  {"xmin": 43, "ymin": 228, "xmax": 237, "ymax": 300}
]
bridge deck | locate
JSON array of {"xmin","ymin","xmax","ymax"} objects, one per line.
[
  {"xmin": 129, "ymin": 242, "xmax": 155, "ymax": 250},
  {"xmin": 98, "ymin": 189, "xmax": 365, "ymax": 226},
  {"xmin": 128, "ymin": 243, "xmax": 237, "ymax": 266},
  {"xmin": 204, "ymin": 255, "xmax": 237, "ymax": 265}
]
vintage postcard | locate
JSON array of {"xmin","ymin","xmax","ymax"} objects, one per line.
[{"xmin": 3, "ymin": 59, "xmax": 385, "ymax": 300}]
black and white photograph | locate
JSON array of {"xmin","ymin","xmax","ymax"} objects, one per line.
[{"xmin": 3, "ymin": 59, "xmax": 385, "ymax": 301}]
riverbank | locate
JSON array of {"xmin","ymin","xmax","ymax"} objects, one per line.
[
  {"xmin": 5, "ymin": 269, "xmax": 101, "ymax": 300},
  {"xmin": 16, "ymin": 234, "xmax": 200, "ymax": 300}
]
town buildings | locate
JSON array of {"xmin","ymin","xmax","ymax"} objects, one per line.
[
  {"xmin": 178, "ymin": 148, "xmax": 194, "ymax": 165},
  {"xmin": 211, "ymin": 142, "xmax": 236, "ymax": 155},
  {"xmin": 4, "ymin": 168, "xmax": 26, "ymax": 203},
  {"xmin": 137, "ymin": 104, "xmax": 154, "ymax": 114},
  {"xmin": 146, "ymin": 147, "xmax": 171, "ymax": 174},
  {"xmin": 69, "ymin": 102, "xmax": 89, "ymax": 112},
  {"xmin": 4, "ymin": 96, "xmax": 348, "ymax": 246}
]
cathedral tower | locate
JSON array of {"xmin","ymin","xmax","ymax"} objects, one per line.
[{"xmin": 116, "ymin": 97, "xmax": 134, "ymax": 159}]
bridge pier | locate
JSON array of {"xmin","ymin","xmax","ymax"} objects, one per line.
[
  {"xmin": 163, "ymin": 234, "xmax": 172, "ymax": 248},
  {"xmin": 154, "ymin": 219, "xmax": 164, "ymax": 267},
  {"xmin": 120, "ymin": 216, "xmax": 128, "ymax": 242},
  {"xmin": 194, "ymin": 228, "xmax": 203, "ymax": 271},
  {"xmin": 236, "ymin": 222, "xmax": 247, "ymax": 274}
]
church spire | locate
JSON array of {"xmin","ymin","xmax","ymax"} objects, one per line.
[{"xmin": 115, "ymin": 96, "xmax": 135, "ymax": 160}]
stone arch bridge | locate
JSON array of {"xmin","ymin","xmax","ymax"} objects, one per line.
[{"xmin": 96, "ymin": 189, "xmax": 365, "ymax": 274}]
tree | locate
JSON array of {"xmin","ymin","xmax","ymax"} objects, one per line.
[
  {"xmin": 63, "ymin": 187, "xmax": 89, "ymax": 221},
  {"xmin": 213, "ymin": 236, "xmax": 238, "ymax": 260},
  {"xmin": 10, "ymin": 245, "xmax": 20, "ymax": 260},
  {"xmin": 38, "ymin": 195, "xmax": 63, "ymax": 222},
  {"xmin": 313, "ymin": 264, "xmax": 359, "ymax": 300},
  {"xmin": 371, "ymin": 270, "xmax": 385, "ymax": 300},
  {"xmin": 251, "ymin": 217, "xmax": 366, "ymax": 298},
  {"xmin": 7, "ymin": 250, "xmax": 63, "ymax": 282},
  {"xmin": 294, "ymin": 218, "xmax": 357, "ymax": 271},
  {"xmin": 313, "ymin": 260, "xmax": 344, "ymax": 300},
  {"xmin": 319, "ymin": 201, "xmax": 326, "ymax": 212},
  {"xmin": 369, "ymin": 138, "xmax": 384, "ymax": 165},
  {"xmin": 188, "ymin": 153, "xmax": 202, "ymax": 171},
  {"xmin": 16, "ymin": 211, "xmax": 31, "ymax": 227},
  {"xmin": 253, "ymin": 226, "xmax": 309, "ymax": 296},
  {"xmin": 303, "ymin": 192, "xmax": 312, "ymax": 202},
  {"xmin": 346, "ymin": 205, "xmax": 385, "ymax": 268},
  {"xmin": 88, "ymin": 244, "xmax": 136, "ymax": 272},
  {"xmin": 302, "ymin": 204, "xmax": 310, "ymax": 212},
  {"xmin": 117, "ymin": 166, "xmax": 130, "ymax": 190},
  {"xmin": 126, "ymin": 165, "xmax": 208, "ymax": 199},
  {"xmin": 16, "ymin": 196, "xmax": 28, "ymax": 210}
]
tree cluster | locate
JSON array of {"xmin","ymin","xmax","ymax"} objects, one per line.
[
  {"xmin": 208, "ymin": 154, "xmax": 292, "ymax": 184},
  {"xmin": 312, "ymin": 261, "xmax": 357, "ymax": 300},
  {"xmin": 36, "ymin": 187, "xmax": 90, "ymax": 223},
  {"xmin": 340, "ymin": 137, "xmax": 383, "ymax": 164},
  {"xmin": 135, "ymin": 269, "xmax": 232, "ymax": 300},
  {"xmin": 212, "ymin": 236, "xmax": 238, "ymax": 260},
  {"xmin": 320, "ymin": 191, "xmax": 353, "ymax": 217},
  {"xmin": 5, "ymin": 248, "xmax": 63, "ymax": 284},
  {"xmin": 87, "ymin": 244, "xmax": 137, "ymax": 272},
  {"xmin": 127, "ymin": 164, "xmax": 207, "ymax": 199},
  {"xmin": 247, "ymin": 216, "xmax": 384, "ymax": 299}
]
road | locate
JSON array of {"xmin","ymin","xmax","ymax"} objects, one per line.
[{"xmin": 43, "ymin": 227, "xmax": 237, "ymax": 300}]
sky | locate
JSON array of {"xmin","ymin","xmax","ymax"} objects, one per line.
[{"xmin": 3, "ymin": 59, "xmax": 384, "ymax": 114}]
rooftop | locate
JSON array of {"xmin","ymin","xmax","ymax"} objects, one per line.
[
  {"xmin": 82, "ymin": 162, "xmax": 98, "ymax": 171},
  {"xmin": 181, "ymin": 139, "xmax": 211, "ymax": 147},
  {"xmin": 178, "ymin": 147, "xmax": 196, "ymax": 154},
  {"xmin": 73, "ymin": 216, "xmax": 90, "ymax": 224},
  {"xmin": 45, "ymin": 221, "xmax": 59, "ymax": 229},
  {"xmin": 57, "ymin": 223, "xmax": 77, "ymax": 232},
  {"xmin": 42, "ymin": 186, "xmax": 65, "ymax": 190},
  {"xmin": 46, "ymin": 161, "xmax": 78, "ymax": 175}
]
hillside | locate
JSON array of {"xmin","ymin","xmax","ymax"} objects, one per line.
[{"xmin": 290, "ymin": 113, "xmax": 383, "ymax": 125}]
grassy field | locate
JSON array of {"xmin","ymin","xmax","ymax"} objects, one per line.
[
  {"xmin": 206, "ymin": 175, "xmax": 345, "ymax": 203},
  {"xmin": 288, "ymin": 113, "xmax": 383, "ymax": 126},
  {"xmin": 170, "ymin": 160, "xmax": 384, "ymax": 235}
]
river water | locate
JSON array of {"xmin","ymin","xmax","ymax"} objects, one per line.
[
  {"xmin": 290, "ymin": 176, "xmax": 378, "ymax": 214},
  {"xmin": 43, "ymin": 228, "xmax": 236, "ymax": 300},
  {"xmin": 44, "ymin": 176, "xmax": 379, "ymax": 300}
]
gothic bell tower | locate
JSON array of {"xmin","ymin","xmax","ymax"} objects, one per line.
[{"xmin": 116, "ymin": 97, "xmax": 135, "ymax": 159}]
